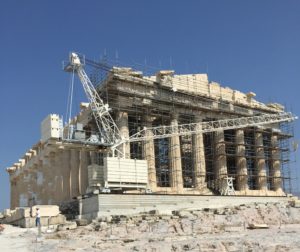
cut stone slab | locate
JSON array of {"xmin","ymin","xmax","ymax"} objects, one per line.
[
  {"xmin": 4, "ymin": 205, "xmax": 60, "ymax": 224},
  {"xmin": 292, "ymin": 200, "xmax": 300, "ymax": 208},
  {"xmin": 57, "ymin": 221, "xmax": 77, "ymax": 231},
  {"xmin": 18, "ymin": 214, "xmax": 66, "ymax": 228},
  {"xmin": 31, "ymin": 205, "xmax": 60, "ymax": 217},
  {"xmin": 75, "ymin": 219, "xmax": 88, "ymax": 226},
  {"xmin": 248, "ymin": 223, "xmax": 269, "ymax": 229},
  {"xmin": 3, "ymin": 209, "xmax": 11, "ymax": 217}
]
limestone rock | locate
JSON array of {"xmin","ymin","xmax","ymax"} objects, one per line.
[{"xmin": 57, "ymin": 221, "xmax": 77, "ymax": 231}]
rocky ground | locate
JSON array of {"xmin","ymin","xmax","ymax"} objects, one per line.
[{"xmin": 1, "ymin": 201, "xmax": 300, "ymax": 252}]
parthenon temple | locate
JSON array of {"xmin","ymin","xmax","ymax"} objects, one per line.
[{"xmin": 6, "ymin": 65, "xmax": 294, "ymax": 209}]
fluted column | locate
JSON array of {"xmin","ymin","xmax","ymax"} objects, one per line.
[
  {"xmin": 16, "ymin": 173, "xmax": 26, "ymax": 206},
  {"xmin": 271, "ymin": 134, "xmax": 282, "ymax": 192},
  {"xmin": 169, "ymin": 114, "xmax": 183, "ymax": 192},
  {"xmin": 41, "ymin": 155, "xmax": 51, "ymax": 204},
  {"xmin": 192, "ymin": 115, "xmax": 206, "ymax": 189},
  {"xmin": 143, "ymin": 116, "xmax": 157, "ymax": 191},
  {"xmin": 54, "ymin": 150, "xmax": 64, "ymax": 202},
  {"xmin": 214, "ymin": 131, "xmax": 227, "ymax": 179},
  {"xmin": 48, "ymin": 152, "xmax": 57, "ymax": 204},
  {"xmin": 116, "ymin": 111, "xmax": 130, "ymax": 158},
  {"xmin": 10, "ymin": 179, "xmax": 18, "ymax": 209},
  {"xmin": 255, "ymin": 131, "xmax": 267, "ymax": 190},
  {"xmin": 70, "ymin": 149, "xmax": 80, "ymax": 198},
  {"xmin": 28, "ymin": 164, "xmax": 38, "ymax": 207},
  {"xmin": 61, "ymin": 150, "xmax": 71, "ymax": 200},
  {"xmin": 79, "ymin": 150, "xmax": 89, "ymax": 194},
  {"xmin": 35, "ymin": 160, "xmax": 44, "ymax": 204},
  {"xmin": 235, "ymin": 129, "xmax": 248, "ymax": 191}
]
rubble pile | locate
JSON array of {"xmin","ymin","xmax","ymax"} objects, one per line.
[
  {"xmin": 56, "ymin": 201, "xmax": 300, "ymax": 251},
  {"xmin": 1, "ymin": 200, "xmax": 300, "ymax": 251}
]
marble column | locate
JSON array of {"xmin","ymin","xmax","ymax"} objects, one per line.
[
  {"xmin": 214, "ymin": 130, "xmax": 227, "ymax": 179},
  {"xmin": 61, "ymin": 150, "xmax": 71, "ymax": 200},
  {"xmin": 10, "ymin": 179, "xmax": 17, "ymax": 209},
  {"xmin": 79, "ymin": 150, "xmax": 89, "ymax": 194},
  {"xmin": 35, "ymin": 160, "xmax": 44, "ymax": 204},
  {"xmin": 70, "ymin": 149, "xmax": 80, "ymax": 198},
  {"xmin": 143, "ymin": 116, "xmax": 157, "ymax": 191},
  {"xmin": 41, "ymin": 154, "xmax": 51, "ymax": 205},
  {"xmin": 192, "ymin": 115, "xmax": 206, "ymax": 189},
  {"xmin": 255, "ymin": 131, "xmax": 267, "ymax": 190},
  {"xmin": 48, "ymin": 151, "xmax": 56, "ymax": 204},
  {"xmin": 271, "ymin": 134, "xmax": 282, "ymax": 192},
  {"xmin": 15, "ymin": 173, "xmax": 24, "ymax": 206},
  {"xmin": 169, "ymin": 114, "xmax": 183, "ymax": 192},
  {"xmin": 116, "ymin": 111, "xmax": 130, "ymax": 158},
  {"xmin": 54, "ymin": 150, "xmax": 64, "ymax": 203},
  {"xmin": 235, "ymin": 129, "xmax": 248, "ymax": 191}
]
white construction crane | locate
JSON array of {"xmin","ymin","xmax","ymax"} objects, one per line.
[
  {"xmin": 64, "ymin": 52, "xmax": 298, "ymax": 156},
  {"xmin": 65, "ymin": 53, "xmax": 122, "ymax": 149}
]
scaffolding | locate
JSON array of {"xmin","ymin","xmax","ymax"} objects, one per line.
[
  {"xmin": 70, "ymin": 55, "xmax": 297, "ymax": 195},
  {"xmin": 279, "ymin": 121, "xmax": 296, "ymax": 193}
]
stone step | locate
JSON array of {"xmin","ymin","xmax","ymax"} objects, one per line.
[{"xmin": 82, "ymin": 194, "xmax": 290, "ymax": 220}]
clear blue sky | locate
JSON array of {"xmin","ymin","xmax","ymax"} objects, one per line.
[{"xmin": 1, "ymin": 0, "xmax": 300, "ymax": 210}]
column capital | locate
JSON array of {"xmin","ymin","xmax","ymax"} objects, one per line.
[
  {"xmin": 194, "ymin": 113, "xmax": 204, "ymax": 122},
  {"xmin": 271, "ymin": 134, "xmax": 279, "ymax": 147},
  {"xmin": 116, "ymin": 110, "xmax": 129, "ymax": 121},
  {"xmin": 6, "ymin": 167, "xmax": 16, "ymax": 175},
  {"xmin": 235, "ymin": 129, "xmax": 245, "ymax": 144},
  {"xmin": 143, "ymin": 115, "xmax": 156, "ymax": 126},
  {"xmin": 170, "ymin": 112, "xmax": 179, "ymax": 121}
]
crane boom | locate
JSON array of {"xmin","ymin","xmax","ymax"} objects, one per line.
[
  {"xmin": 67, "ymin": 52, "xmax": 122, "ymax": 146},
  {"xmin": 112, "ymin": 112, "xmax": 297, "ymax": 148}
]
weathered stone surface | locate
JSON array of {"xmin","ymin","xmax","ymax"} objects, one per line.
[
  {"xmin": 292, "ymin": 200, "xmax": 300, "ymax": 208},
  {"xmin": 9, "ymin": 214, "xmax": 66, "ymax": 228},
  {"xmin": 75, "ymin": 218, "xmax": 88, "ymax": 226},
  {"xmin": 3, "ymin": 201, "xmax": 300, "ymax": 252},
  {"xmin": 57, "ymin": 221, "xmax": 77, "ymax": 231},
  {"xmin": 3, "ymin": 205, "xmax": 61, "ymax": 226}
]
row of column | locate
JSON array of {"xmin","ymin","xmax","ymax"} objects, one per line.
[
  {"xmin": 55, "ymin": 149, "xmax": 90, "ymax": 201},
  {"xmin": 116, "ymin": 111, "xmax": 207, "ymax": 192},
  {"xmin": 219, "ymin": 129, "xmax": 282, "ymax": 192},
  {"xmin": 10, "ymin": 148, "xmax": 93, "ymax": 208},
  {"xmin": 115, "ymin": 110, "xmax": 283, "ymax": 193}
]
